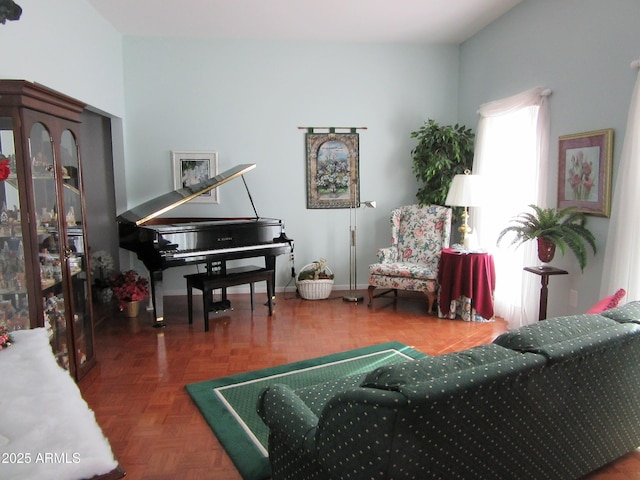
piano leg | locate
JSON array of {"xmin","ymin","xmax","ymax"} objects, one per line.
[
  {"xmin": 265, "ymin": 255, "xmax": 277, "ymax": 303},
  {"xmin": 150, "ymin": 270, "xmax": 167, "ymax": 328}
]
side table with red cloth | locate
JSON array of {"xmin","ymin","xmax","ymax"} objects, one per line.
[{"xmin": 437, "ymin": 248, "xmax": 496, "ymax": 322}]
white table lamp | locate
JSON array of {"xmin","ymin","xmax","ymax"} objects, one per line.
[{"xmin": 445, "ymin": 170, "xmax": 484, "ymax": 247}]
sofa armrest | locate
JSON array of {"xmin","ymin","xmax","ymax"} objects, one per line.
[
  {"xmin": 314, "ymin": 387, "xmax": 408, "ymax": 478},
  {"xmin": 256, "ymin": 384, "xmax": 318, "ymax": 454},
  {"xmin": 376, "ymin": 247, "xmax": 397, "ymax": 263}
]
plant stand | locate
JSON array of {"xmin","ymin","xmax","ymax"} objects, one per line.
[{"xmin": 524, "ymin": 266, "xmax": 568, "ymax": 321}]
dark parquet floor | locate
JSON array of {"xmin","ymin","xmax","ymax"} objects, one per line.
[{"xmin": 79, "ymin": 289, "xmax": 640, "ymax": 479}]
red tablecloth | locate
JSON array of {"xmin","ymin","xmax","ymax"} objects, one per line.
[{"xmin": 438, "ymin": 248, "xmax": 496, "ymax": 320}]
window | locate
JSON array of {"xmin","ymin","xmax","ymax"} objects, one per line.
[
  {"xmin": 600, "ymin": 62, "xmax": 640, "ymax": 300},
  {"xmin": 473, "ymin": 87, "xmax": 550, "ymax": 328}
]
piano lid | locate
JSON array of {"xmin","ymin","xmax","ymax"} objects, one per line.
[{"xmin": 117, "ymin": 163, "xmax": 257, "ymax": 226}]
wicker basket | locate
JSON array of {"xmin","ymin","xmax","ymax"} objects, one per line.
[{"xmin": 297, "ymin": 263, "xmax": 334, "ymax": 300}]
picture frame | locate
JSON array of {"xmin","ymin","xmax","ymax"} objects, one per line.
[
  {"xmin": 557, "ymin": 129, "xmax": 613, "ymax": 217},
  {"xmin": 172, "ymin": 151, "xmax": 219, "ymax": 204},
  {"xmin": 306, "ymin": 132, "xmax": 360, "ymax": 209}
]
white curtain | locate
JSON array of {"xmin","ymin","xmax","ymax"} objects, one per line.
[
  {"xmin": 472, "ymin": 87, "xmax": 551, "ymax": 329},
  {"xmin": 600, "ymin": 61, "xmax": 640, "ymax": 300}
]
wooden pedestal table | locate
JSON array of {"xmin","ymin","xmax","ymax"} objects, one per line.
[{"xmin": 524, "ymin": 265, "xmax": 568, "ymax": 321}]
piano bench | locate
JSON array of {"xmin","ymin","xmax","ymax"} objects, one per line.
[{"xmin": 184, "ymin": 266, "xmax": 274, "ymax": 332}]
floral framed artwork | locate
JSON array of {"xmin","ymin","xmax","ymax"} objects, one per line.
[
  {"xmin": 557, "ymin": 129, "xmax": 613, "ymax": 217},
  {"xmin": 172, "ymin": 151, "xmax": 219, "ymax": 204},
  {"xmin": 306, "ymin": 132, "xmax": 359, "ymax": 209}
]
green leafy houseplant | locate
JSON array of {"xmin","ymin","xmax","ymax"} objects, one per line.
[
  {"xmin": 496, "ymin": 205, "xmax": 597, "ymax": 271},
  {"xmin": 0, "ymin": 0, "xmax": 22, "ymax": 24},
  {"xmin": 411, "ymin": 119, "xmax": 475, "ymax": 215}
]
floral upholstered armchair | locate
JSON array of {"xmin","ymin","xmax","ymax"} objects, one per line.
[{"xmin": 368, "ymin": 204, "xmax": 452, "ymax": 312}]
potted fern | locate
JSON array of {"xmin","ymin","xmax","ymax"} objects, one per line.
[{"xmin": 496, "ymin": 205, "xmax": 596, "ymax": 271}]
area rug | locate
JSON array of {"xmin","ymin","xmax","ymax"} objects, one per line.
[{"xmin": 185, "ymin": 341, "xmax": 427, "ymax": 480}]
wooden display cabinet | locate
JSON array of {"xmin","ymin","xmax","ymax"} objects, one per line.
[{"xmin": 0, "ymin": 80, "xmax": 96, "ymax": 380}]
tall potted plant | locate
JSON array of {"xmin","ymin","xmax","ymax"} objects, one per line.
[
  {"xmin": 0, "ymin": 0, "xmax": 22, "ymax": 24},
  {"xmin": 496, "ymin": 205, "xmax": 597, "ymax": 271},
  {"xmin": 411, "ymin": 119, "xmax": 475, "ymax": 218}
]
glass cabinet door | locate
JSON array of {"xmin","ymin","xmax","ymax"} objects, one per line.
[
  {"xmin": 27, "ymin": 123, "xmax": 94, "ymax": 372},
  {"xmin": 59, "ymin": 129, "xmax": 93, "ymax": 369},
  {"xmin": 29, "ymin": 121, "xmax": 72, "ymax": 368},
  {"xmin": 0, "ymin": 117, "xmax": 29, "ymax": 332}
]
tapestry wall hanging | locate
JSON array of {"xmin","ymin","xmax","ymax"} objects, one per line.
[
  {"xmin": 305, "ymin": 129, "xmax": 360, "ymax": 209},
  {"xmin": 557, "ymin": 128, "xmax": 613, "ymax": 217}
]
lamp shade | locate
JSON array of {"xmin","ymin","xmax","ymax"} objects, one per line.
[{"xmin": 445, "ymin": 173, "xmax": 485, "ymax": 207}]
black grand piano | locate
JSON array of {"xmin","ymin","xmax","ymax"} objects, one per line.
[{"xmin": 117, "ymin": 164, "xmax": 293, "ymax": 327}]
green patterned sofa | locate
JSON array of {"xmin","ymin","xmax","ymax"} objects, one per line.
[{"xmin": 257, "ymin": 302, "xmax": 640, "ymax": 479}]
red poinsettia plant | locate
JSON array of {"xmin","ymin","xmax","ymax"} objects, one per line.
[
  {"xmin": 0, "ymin": 325, "xmax": 11, "ymax": 350},
  {"xmin": 0, "ymin": 158, "xmax": 10, "ymax": 181},
  {"xmin": 110, "ymin": 270, "xmax": 149, "ymax": 310}
]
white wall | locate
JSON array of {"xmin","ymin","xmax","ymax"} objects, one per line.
[
  {"xmin": 0, "ymin": 0, "xmax": 125, "ymax": 118},
  {"xmin": 458, "ymin": 0, "xmax": 640, "ymax": 317},
  {"xmin": 122, "ymin": 38, "xmax": 460, "ymax": 293}
]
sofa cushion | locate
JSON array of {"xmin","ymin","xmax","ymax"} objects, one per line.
[
  {"xmin": 369, "ymin": 261, "xmax": 436, "ymax": 280},
  {"xmin": 360, "ymin": 343, "xmax": 521, "ymax": 391},
  {"xmin": 600, "ymin": 300, "xmax": 640, "ymax": 324},
  {"xmin": 494, "ymin": 313, "xmax": 640, "ymax": 361}
]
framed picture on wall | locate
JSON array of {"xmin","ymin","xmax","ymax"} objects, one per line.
[
  {"xmin": 305, "ymin": 132, "xmax": 360, "ymax": 209},
  {"xmin": 557, "ymin": 129, "xmax": 613, "ymax": 217},
  {"xmin": 172, "ymin": 150, "xmax": 219, "ymax": 204}
]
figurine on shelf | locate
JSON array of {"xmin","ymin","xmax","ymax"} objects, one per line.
[
  {"xmin": 66, "ymin": 206, "xmax": 76, "ymax": 226},
  {"xmin": 0, "ymin": 202, "xmax": 8, "ymax": 224},
  {"xmin": 31, "ymin": 152, "xmax": 51, "ymax": 175},
  {"xmin": 40, "ymin": 207, "xmax": 51, "ymax": 228}
]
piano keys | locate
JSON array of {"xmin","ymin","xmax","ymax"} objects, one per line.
[{"xmin": 117, "ymin": 164, "xmax": 293, "ymax": 326}]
